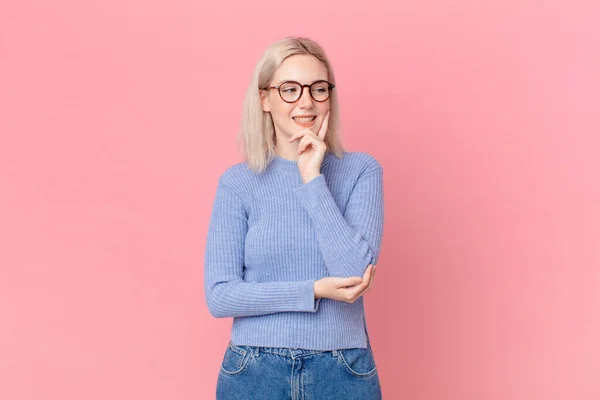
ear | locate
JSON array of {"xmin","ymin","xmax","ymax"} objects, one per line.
[{"xmin": 259, "ymin": 90, "xmax": 271, "ymax": 112}]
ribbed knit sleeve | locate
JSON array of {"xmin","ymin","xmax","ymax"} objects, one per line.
[
  {"xmin": 204, "ymin": 178, "xmax": 321, "ymax": 318},
  {"xmin": 294, "ymin": 164, "xmax": 384, "ymax": 278}
]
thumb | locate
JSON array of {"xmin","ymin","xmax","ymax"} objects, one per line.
[{"xmin": 342, "ymin": 277, "xmax": 363, "ymax": 287}]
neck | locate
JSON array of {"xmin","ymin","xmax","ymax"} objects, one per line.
[{"xmin": 270, "ymin": 149, "xmax": 336, "ymax": 177}]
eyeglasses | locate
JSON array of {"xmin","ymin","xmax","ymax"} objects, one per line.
[{"xmin": 263, "ymin": 80, "xmax": 335, "ymax": 103}]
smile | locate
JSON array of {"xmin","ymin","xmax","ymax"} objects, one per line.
[
  {"xmin": 292, "ymin": 116, "xmax": 317, "ymax": 127},
  {"xmin": 293, "ymin": 116, "xmax": 316, "ymax": 122}
]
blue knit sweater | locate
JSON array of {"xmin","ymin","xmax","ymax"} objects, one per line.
[{"xmin": 204, "ymin": 151, "xmax": 384, "ymax": 350}]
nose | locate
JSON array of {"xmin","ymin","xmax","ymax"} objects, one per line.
[{"xmin": 297, "ymin": 86, "xmax": 314, "ymax": 108}]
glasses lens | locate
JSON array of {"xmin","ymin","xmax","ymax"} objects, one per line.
[
  {"xmin": 310, "ymin": 81, "xmax": 331, "ymax": 101},
  {"xmin": 278, "ymin": 81, "xmax": 332, "ymax": 102},
  {"xmin": 279, "ymin": 82, "xmax": 302, "ymax": 102}
]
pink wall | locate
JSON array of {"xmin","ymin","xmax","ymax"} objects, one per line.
[{"xmin": 1, "ymin": 1, "xmax": 598, "ymax": 399}]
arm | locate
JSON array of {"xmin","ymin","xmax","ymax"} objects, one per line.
[
  {"xmin": 204, "ymin": 178, "xmax": 321, "ymax": 318},
  {"xmin": 294, "ymin": 164, "xmax": 384, "ymax": 278}
]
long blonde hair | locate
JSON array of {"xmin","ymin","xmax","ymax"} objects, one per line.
[{"xmin": 237, "ymin": 36, "xmax": 345, "ymax": 174}]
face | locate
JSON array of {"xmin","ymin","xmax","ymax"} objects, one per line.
[{"xmin": 260, "ymin": 54, "xmax": 331, "ymax": 139}]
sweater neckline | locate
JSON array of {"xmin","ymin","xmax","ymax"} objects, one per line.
[{"xmin": 270, "ymin": 151, "xmax": 336, "ymax": 176}]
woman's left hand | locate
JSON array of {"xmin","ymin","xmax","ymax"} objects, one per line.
[
  {"xmin": 356, "ymin": 264, "xmax": 376, "ymax": 297},
  {"xmin": 287, "ymin": 111, "xmax": 330, "ymax": 183},
  {"xmin": 348, "ymin": 264, "xmax": 377, "ymax": 298}
]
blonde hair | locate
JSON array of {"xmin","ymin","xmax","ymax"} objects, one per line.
[{"xmin": 237, "ymin": 36, "xmax": 345, "ymax": 174}]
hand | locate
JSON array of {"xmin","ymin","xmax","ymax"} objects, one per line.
[
  {"xmin": 354, "ymin": 264, "xmax": 376, "ymax": 298},
  {"xmin": 314, "ymin": 264, "xmax": 376, "ymax": 303},
  {"xmin": 287, "ymin": 111, "xmax": 330, "ymax": 183}
]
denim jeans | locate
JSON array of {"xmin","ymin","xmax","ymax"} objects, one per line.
[{"xmin": 216, "ymin": 337, "xmax": 382, "ymax": 399}]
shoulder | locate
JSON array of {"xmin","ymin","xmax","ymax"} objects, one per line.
[
  {"xmin": 330, "ymin": 151, "xmax": 382, "ymax": 175},
  {"xmin": 214, "ymin": 160, "xmax": 256, "ymax": 193},
  {"xmin": 218, "ymin": 161, "xmax": 250, "ymax": 182},
  {"xmin": 210, "ymin": 162, "xmax": 254, "ymax": 210}
]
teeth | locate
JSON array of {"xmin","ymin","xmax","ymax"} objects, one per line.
[{"xmin": 293, "ymin": 116, "xmax": 315, "ymax": 123}]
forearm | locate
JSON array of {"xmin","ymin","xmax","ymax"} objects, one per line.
[
  {"xmin": 295, "ymin": 171, "xmax": 384, "ymax": 278},
  {"xmin": 205, "ymin": 278, "xmax": 321, "ymax": 318}
]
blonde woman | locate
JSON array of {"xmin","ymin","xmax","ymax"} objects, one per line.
[{"xmin": 204, "ymin": 36, "xmax": 384, "ymax": 399}]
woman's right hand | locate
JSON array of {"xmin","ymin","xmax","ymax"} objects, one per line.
[{"xmin": 314, "ymin": 264, "xmax": 376, "ymax": 303}]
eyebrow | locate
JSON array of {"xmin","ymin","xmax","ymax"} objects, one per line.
[{"xmin": 274, "ymin": 79, "xmax": 327, "ymax": 85}]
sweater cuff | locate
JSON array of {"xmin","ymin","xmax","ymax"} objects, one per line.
[
  {"xmin": 294, "ymin": 174, "xmax": 329, "ymax": 206},
  {"xmin": 298, "ymin": 279, "xmax": 321, "ymax": 312}
]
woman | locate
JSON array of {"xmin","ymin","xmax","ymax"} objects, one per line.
[{"xmin": 204, "ymin": 36, "xmax": 384, "ymax": 399}]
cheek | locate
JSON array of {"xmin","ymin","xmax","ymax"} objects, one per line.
[{"xmin": 271, "ymin": 104, "xmax": 294, "ymax": 121}]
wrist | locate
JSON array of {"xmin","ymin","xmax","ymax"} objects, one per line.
[{"xmin": 313, "ymin": 280, "xmax": 322, "ymax": 299}]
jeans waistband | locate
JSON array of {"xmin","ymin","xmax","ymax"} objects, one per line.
[{"xmin": 229, "ymin": 335, "xmax": 371, "ymax": 359}]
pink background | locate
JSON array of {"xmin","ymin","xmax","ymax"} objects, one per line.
[{"xmin": 1, "ymin": 1, "xmax": 599, "ymax": 399}]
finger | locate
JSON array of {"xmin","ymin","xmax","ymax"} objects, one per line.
[
  {"xmin": 318, "ymin": 111, "xmax": 330, "ymax": 140},
  {"xmin": 366, "ymin": 268, "xmax": 375, "ymax": 290},
  {"xmin": 339, "ymin": 276, "xmax": 363, "ymax": 288},
  {"xmin": 364, "ymin": 266, "xmax": 374, "ymax": 287},
  {"xmin": 298, "ymin": 133, "xmax": 324, "ymax": 155},
  {"xmin": 287, "ymin": 129, "xmax": 311, "ymax": 143},
  {"xmin": 355, "ymin": 274, "xmax": 374, "ymax": 298},
  {"xmin": 298, "ymin": 134, "xmax": 312, "ymax": 154},
  {"xmin": 359, "ymin": 265, "xmax": 374, "ymax": 291},
  {"xmin": 356, "ymin": 284, "xmax": 370, "ymax": 298},
  {"xmin": 363, "ymin": 266, "xmax": 377, "ymax": 295},
  {"xmin": 362, "ymin": 264, "xmax": 374, "ymax": 281},
  {"xmin": 348, "ymin": 266, "xmax": 373, "ymax": 292},
  {"xmin": 347, "ymin": 276, "xmax": 371, "ymax": 300}
]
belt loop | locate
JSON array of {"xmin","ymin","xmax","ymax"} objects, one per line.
[
  {"xmin": 332, "ymin": 350, "xmax": 338, "ymax": 357},
  {"xmin": 255, "ymin": 346, "xmax": 260, "ymax": 357}
]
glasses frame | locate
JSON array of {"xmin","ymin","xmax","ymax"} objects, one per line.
[{"xmin": 264, "ymin": 80, "xmax": 335, "ymax": 103}]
